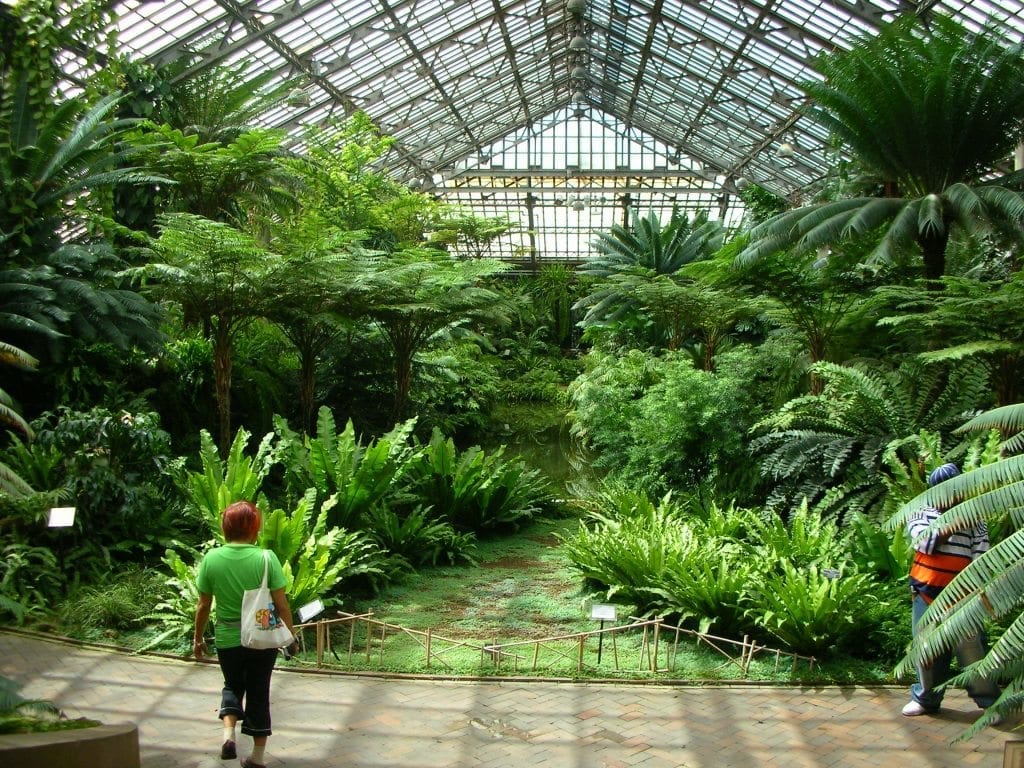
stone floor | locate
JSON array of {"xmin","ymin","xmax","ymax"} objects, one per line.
[{"xmin": 0, "ymin": 631, "xmax": 1015, "ymax": 767}]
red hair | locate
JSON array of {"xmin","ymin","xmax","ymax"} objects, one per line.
[{"xmin": 221, "ymin": 501, "xmax": 260, "ymax": 542}]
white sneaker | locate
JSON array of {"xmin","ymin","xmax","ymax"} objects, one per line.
[{"xmin": 902, "ymin": 700, "xmax": 934, "ymax": 717}]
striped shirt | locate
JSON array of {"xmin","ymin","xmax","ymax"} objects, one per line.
[{"xmin": 908, "ymin": 505, "xmax": 989, "ymax": 602}]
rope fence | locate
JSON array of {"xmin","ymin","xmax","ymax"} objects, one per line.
[{"xmin": 292, "ymin": 611, "xmax": 816, "ymax": 677}]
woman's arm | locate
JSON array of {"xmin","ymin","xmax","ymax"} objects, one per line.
[
  {"xmin": 193, "ymin": 592, "xmax": 213, "ymax": 658},
  {"xmin": 271, "ymin": 587, "xmax": 299, "ymax": 654}
]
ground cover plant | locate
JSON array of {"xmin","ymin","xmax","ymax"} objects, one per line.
[{"xmin": 0, "ymin": 675, "xmax": 99, "ymax": 735}]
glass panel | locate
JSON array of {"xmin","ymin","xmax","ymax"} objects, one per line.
[{"xmin": 42, "ymin": 0, "xmax": 1018, "ymax": 259}]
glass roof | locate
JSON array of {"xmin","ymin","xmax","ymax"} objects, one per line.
[{"xmin": 35, "ymin": 0, "xmax": 1024, "ymax": 260}]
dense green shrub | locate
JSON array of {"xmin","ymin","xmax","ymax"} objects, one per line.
[
  {"xmin": 568, "ymin": 349, "xmax": 657, "ymax": 475},
  {"xmin": 846, "ymin": 512, "xmax": 913, "ymax": 581},
  {"xmin": 0, "ymin": 543, "xmax": 63, "ymax": 622},
  {"xmin": 365, "ymin": 506, "xmax": 477, "ymax": 569},
  {"xmin": 183, "ymin": 426, "xmax": 275, "ymax": 541},
  {"xmin": 59, "ymin": 566, "xmax": 162, "ymax": 632},
  {"xmin": 144, "ymin": 546, "xmax": 206, "ymax": 651},
  {"xmin": 568, "ymin": 349, "xmax": 758, "ymax": 497},
  {"xmin": 2, "ymin": 406, "xmax": 183, "ymax": 570},
  {"xmin": 859, "ymin": 581, "xmax": 912, "ymax": 661},
  {"xmin": 653, "ymin": 553, "xmax": 753, "ymax": 636},
  {"xmin": 559, "ymin": 488, "xmax": 693, "ymax": 611},
  {"xmin": 259, "ymin": 490, "xmax": 383, "ymax": 607},
  {"xmin": 751, "ymin": 359, "xmax": 991, "ymax": 522},
  {"xmin": 747, "ymin": 563, "xmax": 879, "ymax": 655},
  {"xmin": 408, "ymin": 342, "xmax": 502, "ymax": 438},
  {"xmin": 274, "ymin": 409, "xmax": 419, "ymax": 530}
]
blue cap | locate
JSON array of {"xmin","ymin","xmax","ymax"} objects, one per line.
[{"xmin": 928, "ymin": 463, "xmax": 960, "ymax": 487}]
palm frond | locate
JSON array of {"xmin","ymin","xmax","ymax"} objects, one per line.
[
  {"xmin": 899, "ymin": 530, "xmax": 1024, "ymax": 676},
  {"xmin": 956, "ymin": 403, "xmax": 1024, "ymax": 440},
  {"xmin": 889, "ymin": 456, "xmax": 1024, "ymax": 533}
]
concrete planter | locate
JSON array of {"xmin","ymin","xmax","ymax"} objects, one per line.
[
  {"xmin": 1007, "ymin": 740, "xmax": 1024, "ymax": 768},
  {"xmin": 0, "ymin": 722, "xmax": 139, "ymax": 768}
]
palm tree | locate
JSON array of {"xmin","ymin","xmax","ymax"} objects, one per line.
[
  {"xmin": 0, "ymin": 74, "xmax": 164, "ymax": 363},
  {"xmin": 0, "ymin": 338, "xmax": 36, "ymax": 497},
  {"xmin": 739, "ymin": 14, "xmax": 1024, "ymax": 281},
  {"xmin": 0, "ymin": 75, "xmax": 153, "ymax": 254},
  {"xmin": 575, "ymin": 209, "xmax": 724, "ymax": 332},
  {"xmin": 890, "ymin": 403, "xmax": 1024, "ymax": 734}
]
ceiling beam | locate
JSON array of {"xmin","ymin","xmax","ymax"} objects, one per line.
[{"xmin": 620, "ymin": 0, "xmax": 664, "ymax": 133}]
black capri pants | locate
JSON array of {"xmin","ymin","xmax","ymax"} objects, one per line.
[{"xmin": 215, "ymin": 646, "xmax": 279, "ymax": 736}]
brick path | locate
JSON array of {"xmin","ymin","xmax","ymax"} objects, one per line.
[{"xmin": 0, "ymin": 631, "xmax": 1013, "ymax": 767}]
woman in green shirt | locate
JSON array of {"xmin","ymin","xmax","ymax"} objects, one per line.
[{"xmin": 193, "ymin": 501, "xmax": 298, "ymax": 767}]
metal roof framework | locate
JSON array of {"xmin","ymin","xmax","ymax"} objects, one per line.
[{"xmin": 45, "ymin": 0, "xmax": 1024, "ymax": 261}]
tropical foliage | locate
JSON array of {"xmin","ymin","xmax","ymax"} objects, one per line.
[
  {"xmin": 136, "ymin": 214, "xmax": 282, "ymax": 451},
  {"xmin": 739, "ymin": 14, "xmax": 1024, "ymax": 280},
  {"xmin": 405, "ymin": 429, "xmax": 555, "ymax": 534},
  {"xmin": 575, "ymin": 210, "xmax": 724, "ymax": 345},
  {"xmin": 562, "ymin": 487, "xmax": 900, "ymax": 656},
  {"xmin": 273, "ymin": 408, "xmax": 418, "ymax": 530},
  {"xmin": 0, "ymin": 71, "xmax": 164, "ymax": 375},
  {"xmin": 569, "ymin": 347, "xmax": 772, "ymax": 499},
  {"xmin": 6, "ymin": 2, "xmax": 1024, "ymax": 735},
  {"xmin": 751, "ymin": 359, "xmax": 991, "ymax": 522},
  {"xmin": 355, "ymin": 248, "xmax": 511, "ymax": 417}
]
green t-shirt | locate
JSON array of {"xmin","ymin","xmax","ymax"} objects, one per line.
[{"xmin": 196, "ymin": 543, "xmax": 287, "ymax": 649}]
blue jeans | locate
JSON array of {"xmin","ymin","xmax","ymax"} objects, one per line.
[
  {"xmin": 910, "ymin": 592, "xmax": 999, "ymax": 711},
  {"xmin": 216, "ymin": 646, "xmax": 279, "ymax": 736}
]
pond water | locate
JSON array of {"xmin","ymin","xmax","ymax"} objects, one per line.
[{"xmin": 481, "ymin": 403, "xmax": 595, "ymax": 497}]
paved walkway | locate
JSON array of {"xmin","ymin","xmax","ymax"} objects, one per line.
[{"xmin": 0, "ymin": 631, "xmax": 1015, "ymax": 767}]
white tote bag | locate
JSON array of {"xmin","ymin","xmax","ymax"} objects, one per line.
[{"xmin": 240, "ymin": 550, "xmax": 293, "ymax": 649}]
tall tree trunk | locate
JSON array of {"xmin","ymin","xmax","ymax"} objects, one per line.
[
  {"xmin": 808, "ymin": 333, "xmax": 827, "ymax": 395},
  {"xmin": 702, "ymin": 331, "xmax": 717, "ymax": 371},
  {"xmin": 390, "ymin": 323, "xmax": 415, "ymax": 420},
  {"xmin": 299, "ymin": 347, "xmax": 317, "ymax": 436},
  {"xmin": 393, "ymin": 352, "xmax": 412, "ymax": 420},
  {"xmin": 212, "ymin": 323, "xmax": 233, "ymax": 456},
  {"xmin": 918, "ymin": 229, "xmax": 949, "ymax": 284}
]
